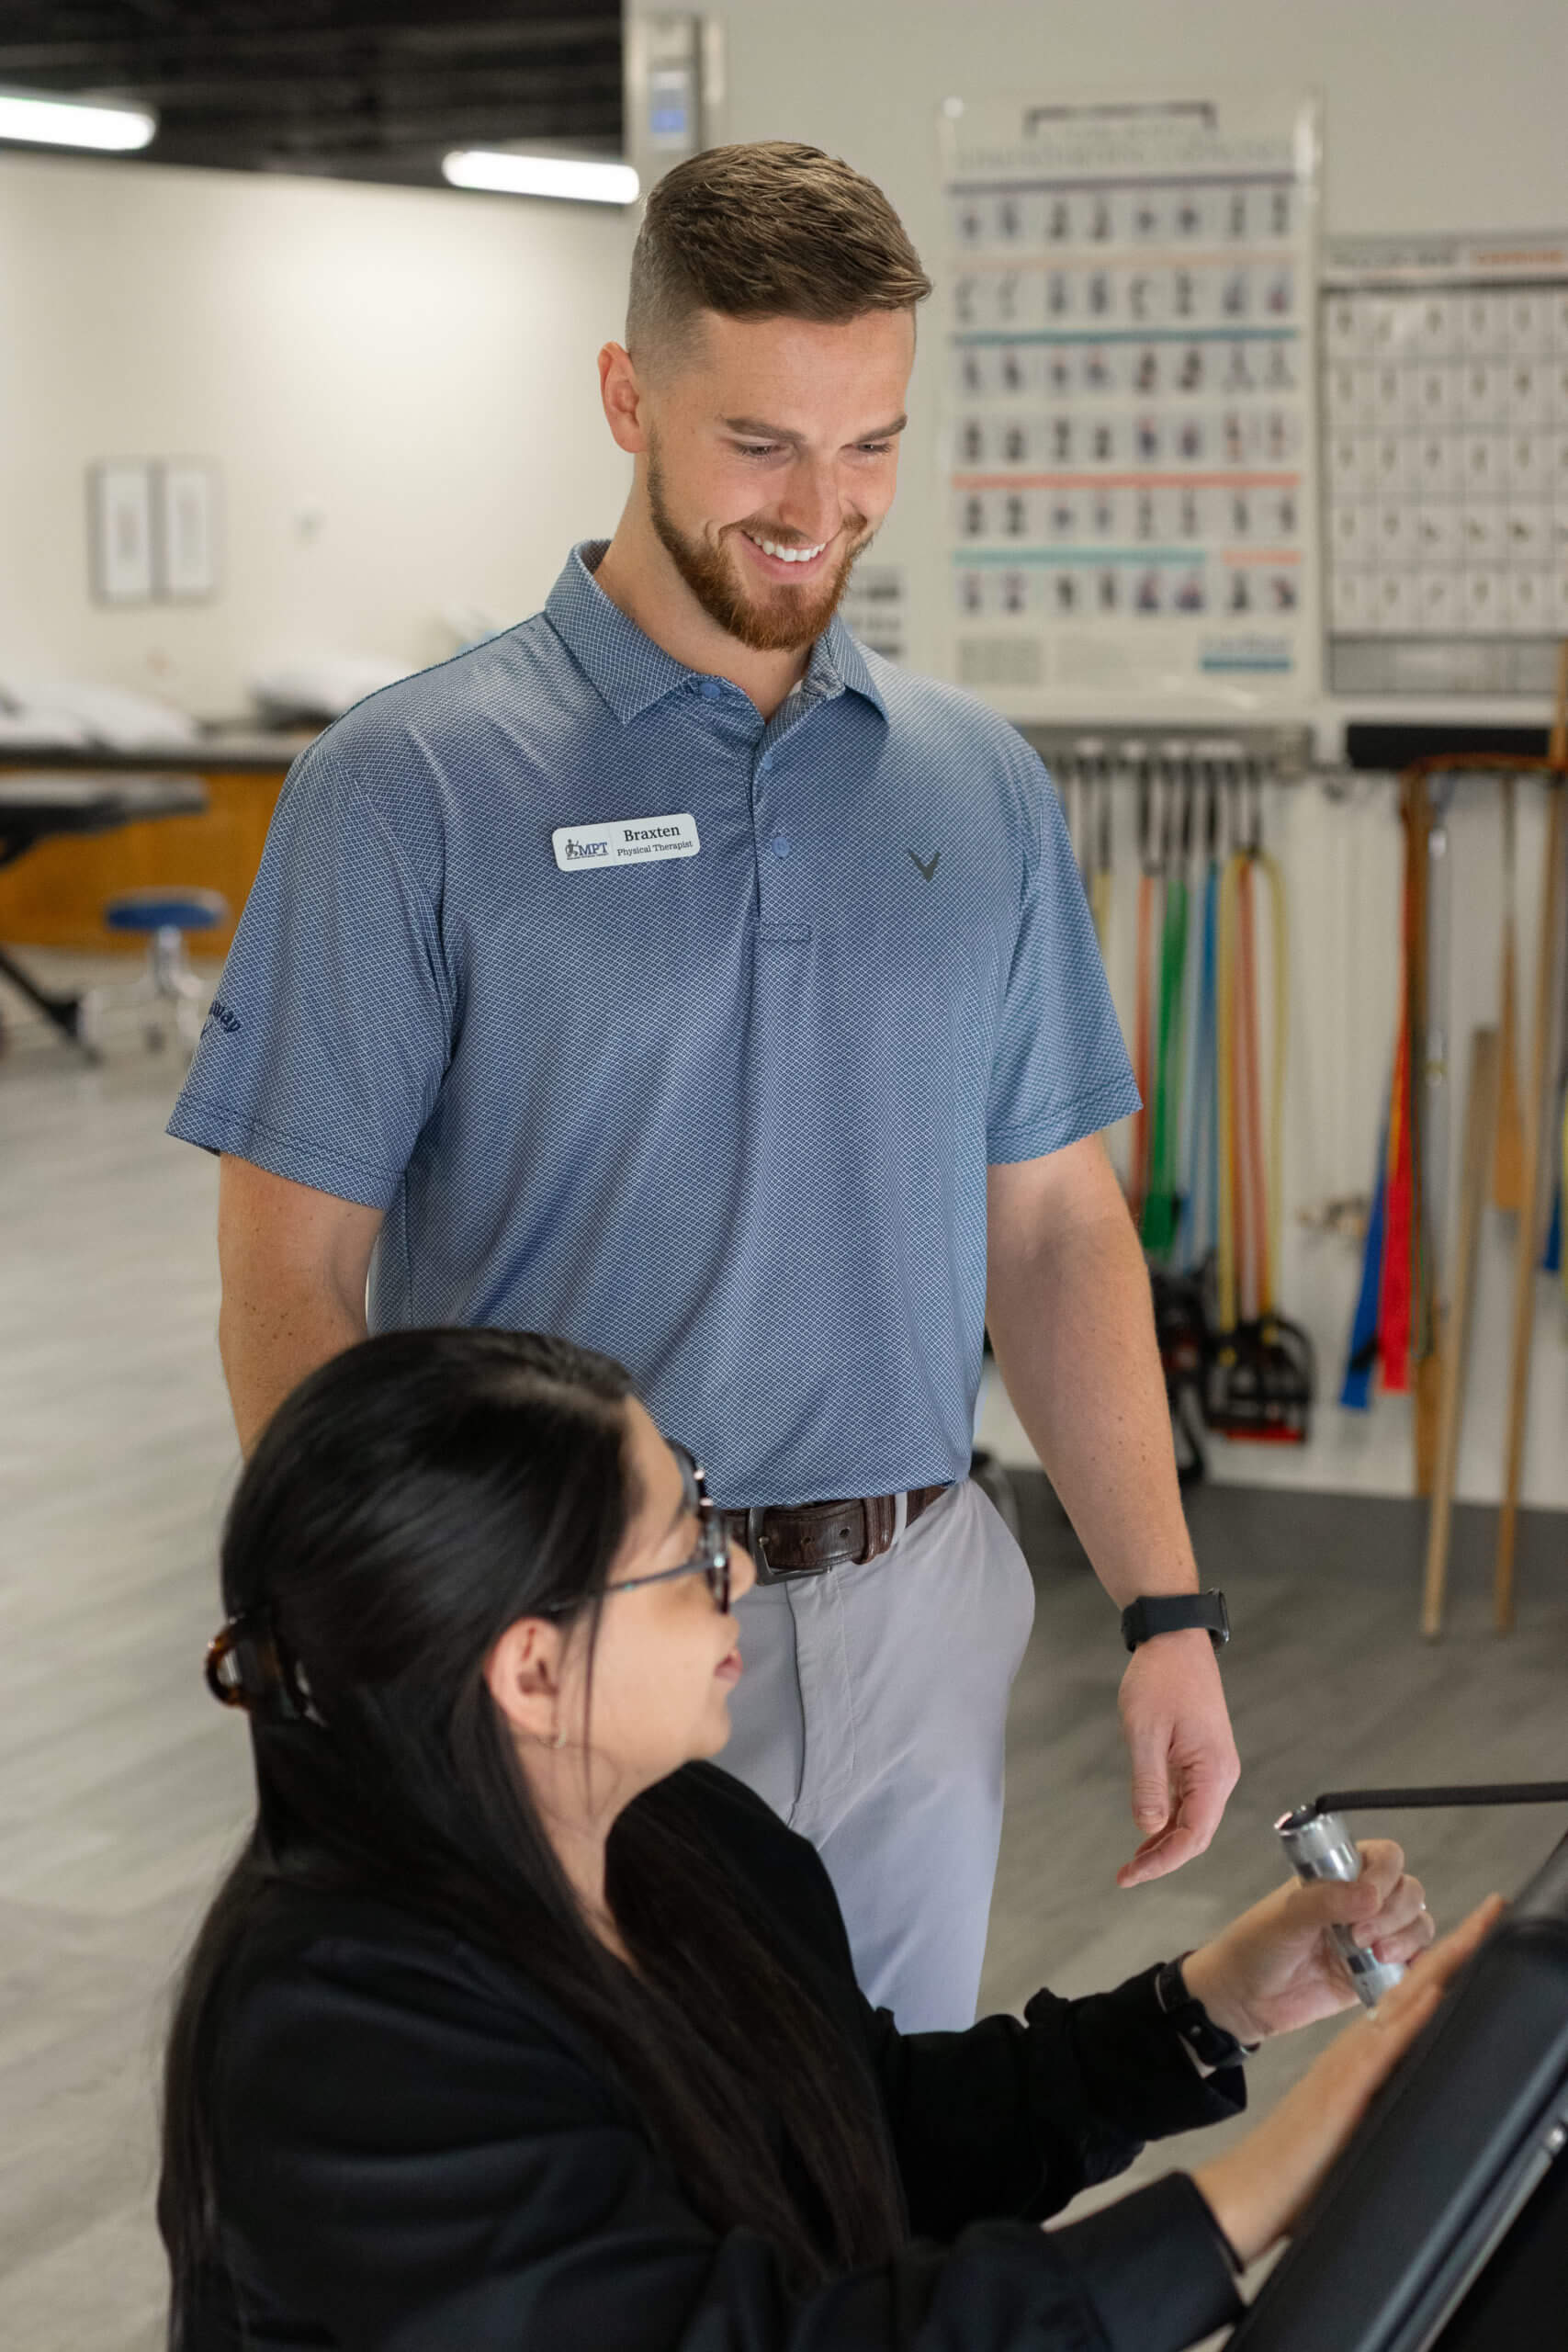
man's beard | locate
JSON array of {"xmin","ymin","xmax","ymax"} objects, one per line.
[{"xmin": 646, "ymin": 442, "xmax": 869, "ymax": 653}]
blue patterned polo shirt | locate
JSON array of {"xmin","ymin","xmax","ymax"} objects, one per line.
[{"xmin": 169, "ymin": 541, "xmax": 1136, "ymax": 1503}]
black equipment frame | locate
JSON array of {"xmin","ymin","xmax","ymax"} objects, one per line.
[{"xmin": 1231, "ymin": 1785, "xmax": 1568, "ymax": 2352}]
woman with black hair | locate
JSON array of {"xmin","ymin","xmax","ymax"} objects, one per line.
[{"xmin": 162, "ymin": 1326, "xmax": 1489, "ymax": 2352}]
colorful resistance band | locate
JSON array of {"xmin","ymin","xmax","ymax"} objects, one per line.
[
  {"xmin": 1178, "ymin": 829, "xmax": 1221, "ymax": 1272},
  {"xmin": 1340, "ymin": 1126, "xmax": 1389, "ymax": 1409},
  {"xmin": 1131, "ymin": 865, "xmax": 1156, "ymax": 1222},
  {"xmin": 1257, "ymin": 842, "xmax": 1290, "ymax": 1311},
  {"xmin": 1215, "ymin": 848, "xmax": 1240, "ymax": 1333},
  {"xmin": 1547, "ymin": 1021, "xmax": 1567, "ymax": 1289},
  {"xmin": 1089, "ymin": 764, "xmax": 1113, "ymax": 956},
  {"xmin": 1211, "ymin": 805, "xmax": 1310, "ymax": 1442},
  {"xmin": 1216, "ymin": 841, "xmax": 1278, "ymax": 1327},
  {"xmin": 1375, "ymin": 781, "xmax": 1429, "ymax": 1397},
  {"xmin": 1239, "ymin": 856, "xmax": 1270, "ymax": 1316},
  {"xmin": 1378, "ymin": 1007, "xmax": 1415, "ymax": 1395},
  {"xmin": 1141, "ymin": 806, "xmax": 1190, "ymax": 1258},
  {"xmin": 1541, "ymin": 1069, "xmax": 1565, "ymax": 1284}
]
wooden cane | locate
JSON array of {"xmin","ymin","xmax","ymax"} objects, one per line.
[
  {"xmin": 1491, "ymin": 775, "xmax": 1527, "ymax": 1210},
  {"xmin": 1493, "ymin": 642, "xmax": 1568, "ymax": 1631},
  {"xmin": 1422, "ymin": 1027, "xmax": 1499, "ymax": 1638}
]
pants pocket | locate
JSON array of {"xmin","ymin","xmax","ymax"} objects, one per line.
[{"xmin": 967, "ymin": 1477, "xmax": 1037, "ymax": 1677}]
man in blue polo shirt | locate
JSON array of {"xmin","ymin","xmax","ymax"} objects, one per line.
[{"xmin": 172, "ymin": 140, "xmax": 1237, "ymax": 2030}]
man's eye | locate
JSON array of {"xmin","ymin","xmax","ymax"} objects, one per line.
[{"xmin": 732, "ymin": 440, "xmax": 895, "ymax": 458}]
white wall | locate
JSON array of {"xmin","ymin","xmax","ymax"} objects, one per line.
[
  {"xmin": 3, "ymin": 20, "xmax": 1564, "ymax": 1508},
  {"xmin": 714, "ymin": 0, "xmax": 1568, "ymax": 1509},
  {"xmin": 0, "ymin": 152, "xmax": 634, "ymax": 715}
]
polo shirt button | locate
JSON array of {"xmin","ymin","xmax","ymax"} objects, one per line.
[
  {"xmin": 699, "ymin": 678, "xmax": 724, "ymax": 700},
  {"xmin": 771, "ymin": 833, "xmax": 791, "ymax": 860}
]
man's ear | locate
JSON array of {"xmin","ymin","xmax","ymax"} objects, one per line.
[
  {"xmin": 599, "ymin": 341, "xmax": 649, "ymax": 456},
  {"xmin": 484, "ymin": 1616, "xmax": 568, "ymax": 1746}
]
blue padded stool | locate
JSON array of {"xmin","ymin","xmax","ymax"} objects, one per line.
[{"xmin": 86, "ymin": 886, "xmax": 231, "ymax": 1054}]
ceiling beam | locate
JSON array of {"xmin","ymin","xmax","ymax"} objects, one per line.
[{"xmin": 0, "ymin": 17, "xmax": 620, "ymax": 78}]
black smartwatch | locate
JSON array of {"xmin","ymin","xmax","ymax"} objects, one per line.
[
  {"xmin": 1154, "ymin": 1953, "xmax": 1256, "ymax": 2075},
  {"xmin": 1121, "ymin": 1589, "xmax": 1230, "ymax": 1654}
]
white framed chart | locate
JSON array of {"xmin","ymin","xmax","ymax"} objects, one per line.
[
  {"xmin": 1322, "ymin": 231, "xmax": 1568, "ymax": 695},
  {"xmin": 939, "ymin": 91, "xmax": 1321, "ymax": 717},
  {"xmin": 87, "ymin": 459, "xmax": 155, "ymax": 605}
]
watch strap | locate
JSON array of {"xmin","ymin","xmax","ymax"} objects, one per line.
[
  {"xmin": 1122, "ymin": 1589, "xmax": 1231, "ymax": 1653},
  {"xmin": 1154, "ymin": 1954, "xmax": 1255, "ymax": 2075}
]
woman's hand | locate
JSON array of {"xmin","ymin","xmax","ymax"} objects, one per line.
[
  {"xmin": 1192, "ymin": 1895, "xmax": 1505, "ymax": 2268},
  {"xmin": 1180, "ymin": 1840, "xmax": 1436, "ymax": 2045}
]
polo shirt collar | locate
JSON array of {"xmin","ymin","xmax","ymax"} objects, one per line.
[
  {"xmin": 814, "ymin": 612, "xmax": 889, "ymax": 721},
  {"xmin": 545, "ymin": 539, "xmax": 888, "ymax": 727},
  {"xmin": 545, "ymin": 541, "xmax": 691, "ymax": 724}
]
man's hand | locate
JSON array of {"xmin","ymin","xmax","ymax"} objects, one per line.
[
  {"xmin": 1182, "ymin": 1839, "xmax": 1436, "ymax": 2043},
  {"xmin": 1115, "ymin": 1629, "xmax": 1239, "ymax": 1887}
]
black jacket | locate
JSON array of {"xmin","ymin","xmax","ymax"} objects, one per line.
[{"xmin": 186, "ymin": 1764, "xmax": 1247, "ymax": 2351}]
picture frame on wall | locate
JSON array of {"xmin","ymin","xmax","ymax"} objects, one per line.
[
  {"xmin": 155, "ymin": 458, "xmax": 220, "ymax": 600},
  {"xmin": 87, "ymin": 459, "xmax": 155, "ymax": 604}
]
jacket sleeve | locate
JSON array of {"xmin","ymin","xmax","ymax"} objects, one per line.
[
  {"xmin": 214, "ymin": 1930, "xmax": 1241, "ymax": 2352},
  {"xmin": 858, "ymin": 1964, "xmax": 1248, "ymax": 2242}
]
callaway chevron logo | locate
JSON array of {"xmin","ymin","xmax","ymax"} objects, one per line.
[{"xmin": 908, "ymin": 849, "xmax": 942, "ymax": 881}]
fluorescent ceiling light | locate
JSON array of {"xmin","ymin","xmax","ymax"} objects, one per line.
[
  {"xmin": 0, "ymin": 85, "xmax": 156, "ymax": 153},
  {"xmin": 443, "ymin": 150, "xmax": 638, "ymax": 206}
]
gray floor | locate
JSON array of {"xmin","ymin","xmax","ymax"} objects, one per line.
[{"xmin": 3, "ymin": 956, "xmax": 1566, "ymax": 2349}]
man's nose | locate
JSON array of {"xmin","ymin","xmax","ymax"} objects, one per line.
[
  {"xmin": 774, "ymin": 463, "xmax": 843, "ymax": 548},
  {"xmin": 729, "ymin": 1538, "xmax": 757, "ymax": 1601}
]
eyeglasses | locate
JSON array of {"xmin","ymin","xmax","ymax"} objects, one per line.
[
  {"xmin": 542, "ymin": 1442, "xmax": 732, "ymax": 1618},
  {"xmin": 604, "ymin": 1443, "xmax": 732, "ymax": 1613}
]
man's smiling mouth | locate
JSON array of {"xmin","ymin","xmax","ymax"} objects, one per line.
[{"xmin": 740, "ymin": 530, "xmax": 828, "ymax": 564}]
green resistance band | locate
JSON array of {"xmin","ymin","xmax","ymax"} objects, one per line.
[{"xmin": 1140, "ymin": 864, "xmax": 1190, "ymax": 1258}]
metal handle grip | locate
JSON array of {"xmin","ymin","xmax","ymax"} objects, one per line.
[{"xmin": 1276, "ymin": 1806, "xmax": 1404, "ymax": 2009}]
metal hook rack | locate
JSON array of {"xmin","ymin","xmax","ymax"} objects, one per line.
[{"xmin": 1018, "ymin": 722, "xmax": 1315, "ymax": 795}]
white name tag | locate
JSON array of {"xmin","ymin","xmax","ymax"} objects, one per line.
[{"xmin": 552, "ymin": 812, "xmax": 700, "ymax": 871}]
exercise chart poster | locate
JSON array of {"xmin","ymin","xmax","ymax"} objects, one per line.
[
  {"xmin": 1322, "ymin": 230, "xmax": 1568, "ymax": 697},
  {"xmin": 939, "ymin": 92, "xmax": 1321, "ymax": 714}
]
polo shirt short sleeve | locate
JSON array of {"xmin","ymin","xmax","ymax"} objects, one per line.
[
  {"xmin": 166, "ymin": 742, "xmax": 455, "ymax": 1208},
  {"xmin": 987, "ymin": 754, "xmax": 1137, "ymax": 1164},
  {"xmin": 170, "ymin": 542, "xmax": 1136, "ymax": 1505}
]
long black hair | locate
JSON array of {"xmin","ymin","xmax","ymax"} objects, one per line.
[{"xmin": 159, "ymin": 1328, "xmax": 907, "ymax": 2339}]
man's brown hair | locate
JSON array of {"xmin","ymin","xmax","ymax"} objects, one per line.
[{"xmin": 626, "ymin": 141, "xmax": 932, "ymax": 378}]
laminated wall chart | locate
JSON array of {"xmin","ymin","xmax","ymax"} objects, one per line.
[
  {"xmin": 940, "ymin": 94, "xmax": 1321, "ymax": 714},
  {"xmin": 1323, "ymin": 232, "xmax": 1568, "ymax": 695}
]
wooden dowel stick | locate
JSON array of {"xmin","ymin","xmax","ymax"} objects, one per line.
[
  {"xmin": 1422, "ymin": 1028, "xmax": 1499, "ymax": 1639},
  {"xmin": 1492, "ymin": 775, "xmax": 1526, "ymax": 1210},
  {"xmin": 1493, "ymin": 642, "xmax": 1568, "ymax": 1631}
]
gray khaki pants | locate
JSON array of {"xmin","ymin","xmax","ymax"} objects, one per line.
[{"xmin": 717, "ymin": 1479, "xmax": 1036, "ymax": 2032}]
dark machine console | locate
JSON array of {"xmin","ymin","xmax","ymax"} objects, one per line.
[{"xmin": 1231, "ymin": 1810, "xmax": 1568, "ymax": 2352}]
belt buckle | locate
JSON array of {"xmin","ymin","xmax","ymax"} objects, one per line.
[{"xmin": 746, "ymin": 1505, "xmax": 833, "ymax": 1586}]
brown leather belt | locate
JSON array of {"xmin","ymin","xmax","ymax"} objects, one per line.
[{"xmin": 720, "ymin": 1485, "xmax": 951, "ymax": 1585}]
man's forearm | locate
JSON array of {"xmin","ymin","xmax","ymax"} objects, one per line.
[
  {"xmin": 986, "ymin": 1189, "xmax": 1196, "ymax": 1609},
  {"xmin": 986, "ymin": 1141, "xmax": 1238, "ymax": 1880},
  {"xmin": 219, "ymin": 1283, "xmax": 367, "ymax": 1455}
]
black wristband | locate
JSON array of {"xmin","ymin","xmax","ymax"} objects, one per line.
[
  {"xmin": 1154, "ymin": 1953, "xmax": 1255, "ymax": 2073},
  {"xmin": 1122, "ymin": 1589, "xmax": 1231, "ymax": 1653}
]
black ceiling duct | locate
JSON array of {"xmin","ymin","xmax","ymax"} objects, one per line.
[{"xmin": 0, "ymin": 3, "xmax": 623, "ymax": 187}]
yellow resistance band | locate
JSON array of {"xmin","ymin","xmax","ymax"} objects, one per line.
[{"xmin": 1216, "ymin": 851, "xmax": 1241, "ymax": 1334}]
